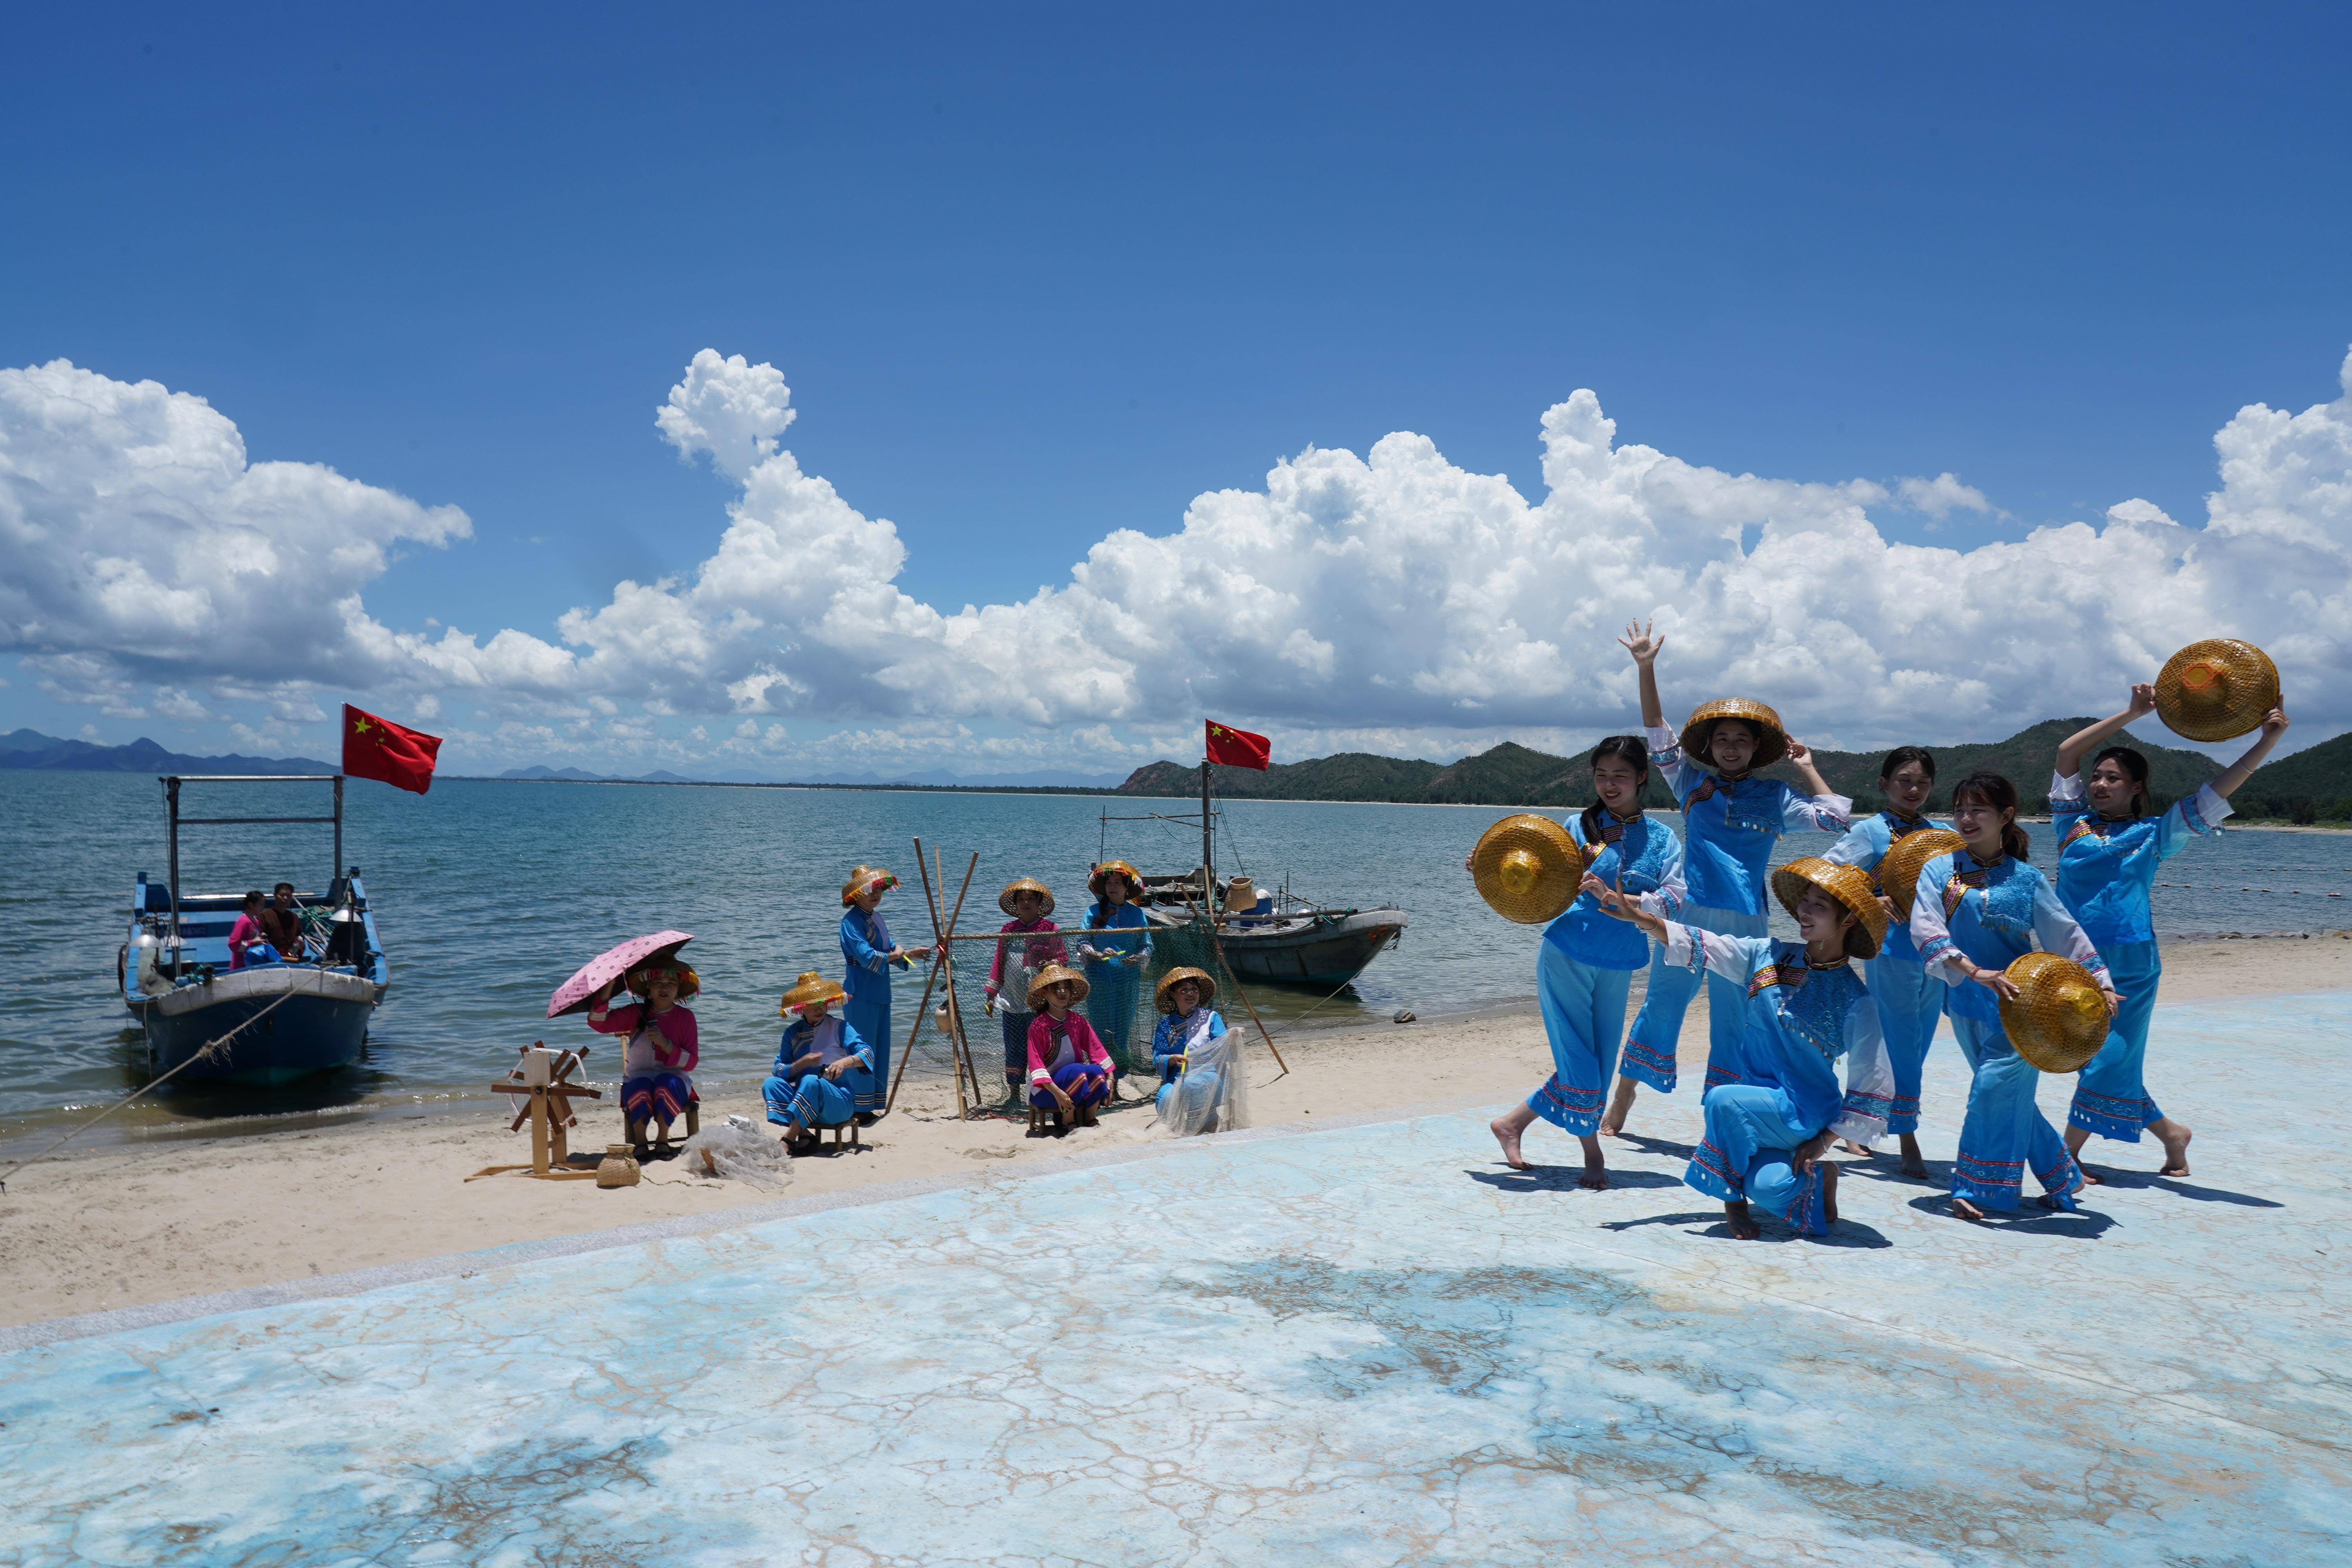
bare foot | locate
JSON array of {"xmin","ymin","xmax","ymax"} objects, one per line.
[
  {"xmin": 2078, "ymin": 1167, "xmax": 2107, "ymax": 1186},
  {"xmin": 1898, "ymin": 1133, "xmax": 1927, "ymax": 1180},
  {"xmin": 1838, "ymin": 1137, "xmax": 1870, "ymax": 1158},
  {"xmin": 1577, "ymin": 1133, "xmax": 1608, "ymax": 1189},
  {"xmin": 1951, "ymin": 1195, "xmax": 1987, "ymax": 1221},
  {"xmin": 1490, "ymin": 1116, "xmax": 1528, "ymax": 1171},
  {"xmin": 1820, "ymin": 1158, "xmax": 1839, "ymax": 1227},
  {"xmin": 2160, "ymin": 1123, "xmax": 2193, "ymax": 1177},
  {"xmin": 1723, "ymin": 1200, "xmax": 1761, "ymax": 1240},
  {"xmin": 1600, "ymin": 1076, "xmax": 1638, "ymax": 1137}
]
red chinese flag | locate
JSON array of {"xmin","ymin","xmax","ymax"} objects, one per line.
[
  {"xmin": 1205, "ymin": 720, "xmax": 1271, "ymax": 770},
  {"xmin": 343, "ymin": 703, "xmax": 443, "ymax": 795}
]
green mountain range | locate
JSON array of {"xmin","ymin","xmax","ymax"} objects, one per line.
[{"xmin": 1119, "ymin": 720, "xmax": 2345, "ymax": 819}]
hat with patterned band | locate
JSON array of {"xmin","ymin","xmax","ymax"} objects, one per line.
[
  {"xmin": 778, "ymin": 971, "xmax": 848, "ymax": 1016},
  {"xmin": 841, "ymin": 866, "xmax": 899, "ymax": 906}
]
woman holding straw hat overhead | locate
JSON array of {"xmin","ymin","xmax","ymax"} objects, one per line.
[
  {"xmin": 1077, "ymin": 860, "xmax": 1153, "ymax": 1080},
  {"xmin": 1606, "ymin": 620, "xmax": 1852, "ymax": 1134},
  {"xmin": 840, "ymin": 866, "xmax": 935, "ymax": 1120},
  {"xmin": 2049, "ymin": 672, "xmax": 2289, "ymax": 1181},
  {"xmin": 1593, "ymin": 856, "xmax": 1895, "ymax": 1240},
  {"xmin": 1909, "ymin": 771, "xmax": 2118, "ymax": 1220},
  {"xmin": 984, "ymin": 878, "xmax": 1067, "ymax": 1098}
]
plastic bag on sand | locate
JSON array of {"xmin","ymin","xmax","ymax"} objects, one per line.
[{"xmin": 677, "ymin": 1116, "xmax": 792, "ymax": 1191}]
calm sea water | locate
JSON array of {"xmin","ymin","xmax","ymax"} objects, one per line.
[{"xmin": 3, "ymin": 769, "xmax": 2346, "ymax": 1141}]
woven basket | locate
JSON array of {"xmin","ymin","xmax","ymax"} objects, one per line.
[
  {"xmin": 1470, "ymin": 813, "xmax": 1588, "ymax": 925},
  {"xmin": 1680, "ymin": 698, "xmax": 1789, "ymax": 771},
  {"xmin": 1769, "ymin": 855, "xmax": 1887, "ymax": 960},
  {"xmin": 2155, "ymin": 639, "xmax": 2279, "ymax": 743},
  {"xmin": 1999, "ymin": 953, "xmax": 2111, "ymax": 1074},
  {"xmin": 1877, "ymin": 828, "xmax": 1967, "ymax": 923}
]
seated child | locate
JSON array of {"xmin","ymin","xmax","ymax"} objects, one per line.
[
  {"xmin": 1025, "ymin": 963, "xmax": 1112, "ymax": 1131},
  {"xmin": 227, "ymin": 891, "xmax": 271, "ymax": 970},
  {"xmin": 983, "ymin": 877, "xmax": 1067, "ymax": 1097},
  {"xmin": 1151, "ymin": 966, "xmax": 1246, "ymax": 1136},
  {"xmin": 588, "ymin": 961, "xmax": 701, "ymax": 1149},
  {"xmin": 762, "ymin": 972, "xmax": 877, "ymax": 1152}
]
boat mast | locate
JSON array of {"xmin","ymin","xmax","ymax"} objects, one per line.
[
  {"xmin": 1200, "ymin": 755, "xmax": 1213, "ymax": 901},
  {"xmin": 164, "ymin": 775, "xmax": 182, "ymax": 960}
]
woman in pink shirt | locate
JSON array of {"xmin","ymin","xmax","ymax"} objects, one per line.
[
  {"xmin": 587, "ymin": 962, "xmax": 701, "ymax": 1150},
  {"xmin": 983, "ymin": 877, "xmax": 1066, "ymax": 1097},
  {"xmin": 226, "ymin": 891, "xmax": 273, "ymax": 969},
  {"xmin": 1025, "ymin": 963, "xmax": 1111, "ymax": 1132}
]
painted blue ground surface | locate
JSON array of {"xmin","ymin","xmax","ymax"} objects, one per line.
[{"xmin": 4, "ymin": 993, "xmax": 2347, "ymax": 1566}]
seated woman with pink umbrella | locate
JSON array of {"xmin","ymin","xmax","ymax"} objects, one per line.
[{"xmin": 547, "ymin": 930, "xmax": 701, "ymax": 1154}]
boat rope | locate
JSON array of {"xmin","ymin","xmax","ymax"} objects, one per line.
[
  {"xmin": 0, "ymin": 982, "xmax": 309, "ymax": 1193},
  {"xmin": 1258, "ymin": 926, "xmax": 1405, "ymax": 1039}
]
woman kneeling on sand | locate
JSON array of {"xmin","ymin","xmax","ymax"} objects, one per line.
[
  {"xmin": 1026, "ymin": 964, "xmax": 1113, "ymax": 1133},
  {"xmin": 1594, "ymin": 857, "xmax": 1894, "ymax": 1240}
]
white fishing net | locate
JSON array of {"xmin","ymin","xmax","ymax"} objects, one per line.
[{"xmin": 675, "ymin": 1116, "xmax": 793, "ymax": 1190}]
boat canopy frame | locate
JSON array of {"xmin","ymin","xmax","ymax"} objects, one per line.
[{"xmin": 160, "ymin": 773, "xmax": 345, "ymax": 956}]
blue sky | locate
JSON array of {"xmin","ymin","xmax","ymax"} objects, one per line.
[{"xmin": 4, "ymin": 5, "xmax": 2348, "ymax": 776}]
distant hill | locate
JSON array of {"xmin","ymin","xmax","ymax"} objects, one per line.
[
  {"xmin": 2238, "ymin": 731, "xmax": 2352, "ymax": 822},
  {"xmin": 0, "ymin": 729, "xmax": 336, "ymax": 775},
  {"xmin": 1762, "ymin": 720, "xmax": 2220, "ymax": 815}
]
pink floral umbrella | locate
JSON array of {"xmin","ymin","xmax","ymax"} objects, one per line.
[{"xmin": 546, "ymin": 930, "xmax": 694, "ymax": 1018}]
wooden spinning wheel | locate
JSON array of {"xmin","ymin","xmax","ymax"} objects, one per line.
[{"xmin": 465, "ymin": 1042, "xmax": 606, "ymax": 1181}]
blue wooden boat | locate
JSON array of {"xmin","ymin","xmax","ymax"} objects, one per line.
[{"xmin": 118, "ymin": 774, "xmax": 390, "ymax": 1085}]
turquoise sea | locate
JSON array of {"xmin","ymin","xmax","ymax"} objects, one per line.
[{"xmin": 2, "ymin": 769, "xmax": 2345, "ymax": 1143}]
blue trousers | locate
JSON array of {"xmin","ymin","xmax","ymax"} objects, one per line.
[
  {"xmin": 1000, "ymin": 1008, "xmax": 1035, "ymax": 1089},
  {"xmin": 1622, "ymin": 948, "xmax": 1746, "ymax": 1095},
  {"xmin": 1949, "ymin": 1013, "xmax": 2083, "ymax": 1211},
  {"xmin": 1030, "ymin": 1061, "xmax": 1110, "ymax": 1110},
  {"xmin": 1682, "ymin": 1084, "xmax": 1831, "ymax": 1234},
  {"xmin": 1156, "ymin": 1068, "xmax": 1224, "ymax": 1128},
  {"xmin": 2069, "ymin": 941, "xmax": 2163, "ymax": 1142},
  {"xmin": 843, "ymin": 990, "xmax": 890, "ymax": 1114},
  {"xmin": 1864, "ymin": 951, "xmax": 1944, "ymax": 1136},
  {"xmin": 1528, "ymin": 944, "xmax": 1634, "ymax": 1136},
  {"xmin": 762, "ymin": 1072, "xmax": 857, "ymax": 1131}
]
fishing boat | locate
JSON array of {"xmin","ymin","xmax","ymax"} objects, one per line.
[
  {"xmin": 118, "ymin": 774, "xmax": 390, "ymax": 1084},
  {"xmin": 1106, "ymin": 760, "xmax": 1406, "ymax": 990}
]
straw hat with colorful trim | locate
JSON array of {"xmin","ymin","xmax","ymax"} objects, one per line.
[
  {"xmin": 841, "ymin": 865, "xmax": 899, "ymax": 906},
  {"xmin": 1025, "ymin": 961, "xmax": 1091, "ymax": 1011},
  {"xmin": 1877, "ymin": 828, "xmax": 1967, "ymax": 924},
  {"xmin": 1154, "ymin": 965, "xmax": 1218, "ymax": 1013},
  {"xmin": 778, "ymin": 971, "xmax": 848, "ymax": 1016},
  {"xmin": 1470, "ymin": 813, "xmax": 1589, "ymax": 925},
  {"xmin": 999, "ymin": 877, "xmax": 1056, "ymax": 918},
  {"xmin": 626, "ymin": 962, "xmax": 701, "ymax": 1000},
  {"xmin": 2155, "ymin": 639, "xmax": 2280, "ymax": 743},
  {"xmin": 1769, "ymin": 855, "xmax": 1887, "ymax": 961},
  {"xmin": 1680, "ymin": 698, "xmax": 1789, "ymax": 771},
  {"xmin": 1088, "ymin": 860, "xmax": 1144, "ymax": 899},
  {"xmin": 1999, "ymin": 953, "xmax": 2111, "ymax": 1074}
]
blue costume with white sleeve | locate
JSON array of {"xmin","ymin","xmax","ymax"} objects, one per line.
[
  {"xmin": 761, "ymin": 1013, "xmax": 876, "ymax": 1133},
  {"xmin": 840, "ymin": 905, "xmax": 910, "ymax": 1114},
  {"xmin": 1824, "ymin": 809, "xmax": 1947, "ymax": 1135},
  {"xmin": 1657, "ymin": 923, "xmax": 1893, "ymax": 1234},
  {"xmin": 1531, "ymin": 810, "xmax": 1682, "ymax": 1134},
  {"xmin": 2050, "ymin": 771, "xmax": 2231, "ymax": 1142},
  {"xmin": 1622, "ymin": 722, "xmax": 1851, "ymax": 1095},
  {"xmin": 1912, "ymin": 847, "xmax": 2108, "ymax": 1211}
]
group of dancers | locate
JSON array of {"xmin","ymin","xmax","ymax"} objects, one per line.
[{"xmin": 1490, "ymin": 621, "xmax": 2290, "ymax": 1236}]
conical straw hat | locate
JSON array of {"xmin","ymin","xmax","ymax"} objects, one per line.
[
  {"xmin": 2155, "ymin": 639, "xmax": 2279, "ymax": 742},
  {"xmin": 778, "ymin": 971, "xmax": 848, "ymax": 1016},
  {"xmin": 1025, "ymin": 961, "xmax": 1091, "ymax": 1011},
  {"xmin": 999, "ymin": 877, "xmax": 1056, "ymax": 918},
  {"xmin": 1154, "ymin": 965, "xmax": 1218, "ymax": 1013},
  {"xmin": 1769, "ymin": 856, "xmax": 1887, "ymax": 960},
  {"xmin": 1680, "ymin": 698, "xmax": 1789, "ymax": 771},
  {"xmin": 1470, "ymin": 813, "xmax": 1588, "ymax": 925},
  {"xmin": 1999, "ymin": 953, "xmax": 2111, "ymax": 1073},
  {"xmin": 1877, "ymin": 828, "xmax": 1967, "ymax": 923}
]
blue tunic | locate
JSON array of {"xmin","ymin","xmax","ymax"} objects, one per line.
[
  {"xmin": 1824, "ymin": 809, "xmax": 1947, "ymax": 1134},
  {"xmin": 840, "ymin": 906, "xmax": 911, "ymax": 1113},
  {"xmin": 1079, "ymin": 902, "xmax": 1153, "ymax": 1071},
  {"xmin": 761, "ymin": 1014, "xmax": 875, "ymax": 1131},
  {"xmin": 1543, "ymin": 811, "xmax": 1682, "ymax": 971},
  {"xmin": 1648, "ymin": 722, "xmax": 1850, "ymax": 918}
]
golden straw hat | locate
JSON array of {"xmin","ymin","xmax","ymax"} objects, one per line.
[
  {"xmin": 626, "ymin": 962, "xmax": 701, "ymax": 1001},
  {"xmin": 1998, "ymin": 953, "xmax": 2112, "ymax": 1074},
  {"xmin": 778, "ymin": 971, "xmax": 848, "ymax": 1016},
  {"xmin": 1769, "ymin": 856, "xmax": 1887, "ymax": 961},
  {"xmin": 841, "ymin": 866, "xmax": 899, "ymax": 906},
  {"xmin": 1025, "ymin": 961, "xmax": 1091, "ymax": 1011},
  {"xmin": 1877, "ymin": 828, "xmax": 1967, "ymax": 924},
  {"xmin": 1680, "ymin": 698, "xmax": 1789, "ymax": 771},
  {"xmin": 1470, "ymin": 813, "xmax": 1589, "ymax": 925},
  {"xmin": 999, "ymin": 877, "xmax": 1056, "ymax": 918},
  {"xmin": 1088, "ymin": 860, "xmax": 1144, "ymax": 899},
  {"xmin": 1154, "ymin": 965, "xmax": 1218, "ymax": 1013},
  {"xmin": 2155, "ymin": 639, "xmax": 2279, "ymax": 743}
]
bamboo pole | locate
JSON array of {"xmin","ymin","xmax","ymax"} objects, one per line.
[
  {"xmin": 912, "ymin": 840, "xmax": 966, "ymax": 1122},
  {"xmin": 1183, "ymin": 891, "xmax": 1289, "ymax": 1076},
  {"xmin": 886, "ymin": 950, "xmax": 947, "ymax": 1114},
  {"xmin": 939, "ymin": 847, "xmax": 985, "ymax": 1113}
]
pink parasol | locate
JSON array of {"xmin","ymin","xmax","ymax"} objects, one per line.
[{"xmin": 546, "ymin": 929, "xmax": 695, "ymax": 1019}]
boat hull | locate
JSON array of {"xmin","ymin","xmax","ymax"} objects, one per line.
[
  {"xmin": 1180, "ymin": 909, "xmax": 1406, "ymax": 989},
  {"xmin": 133, "ymin": 966, "xmax": 378, "ymax": 1084}
]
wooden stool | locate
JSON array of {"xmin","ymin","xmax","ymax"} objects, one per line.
[{"xmin": 625, "ymin": 1099, "xmax": 701, "ymax": 1156}]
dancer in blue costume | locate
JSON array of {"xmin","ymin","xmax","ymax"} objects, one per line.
[
  {"xmin": 1594, "ymin": 855, "xmax": 1893, "ymax": 1239},
  {"xmin": 1606, "ymin": 620, "xmax": 1852, "ymax": 1134},
  {"xmin": 1909, "ymin": 772, "xmax": 2118, "ymax": 1221},
  {"xmin": 762, "ymin": 972, "xmax": 878, "ymax": 1152},
  {"xmin": 1486, "ymin": 736, "xmax": 1684, "ymax": 1189},
  {"xmin": 2051, "ymin": 685, "xmax": 2289, "ymax": 1180},
  {"xmin": 839, "ymin": 865, "xmax": 935, "ymax": 1120},
  {"xmin": 1076, "ymin": 860, "xmax": 1152, "ymax": 1082},
  {"xmin": 1823, "ymin": 745, "xmax": 1947, "ymax": 1177}
]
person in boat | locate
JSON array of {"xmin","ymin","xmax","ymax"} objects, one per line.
[
  {"xmin": 1026, "ymin": 962, "xmax": 1112, "ymax": 1132},
  {"xmin": 2051, "ymin": 686, "xmax": 2288, "ymax": 1182},
  {"xmin": 1485, "ymin": 736, "xmax": 1684, "ymax": 1189},
  {"xmin": 983, "ymin": 877, "xmax": 1067, "ymax": 1099},
  {"xmin": 1606, "ymin": 620, "xmax": 1851, "ymax": 1134},
  {"xmin": 839, "ymin": 866, "xmax": 935, "ymax": 1121},
  {"xmin": 1822, "ymin": 746, "xmax": 1947, "ymax": 1176},
  {"xmin": 1076, "ymin": 860, "xmax": 1152, "ymax": 1081},
  {"xmin": 1908, "ymin": 770, "xmax": 2118, "ymax": 1221},
  {"xmin": 1593, "ymin": 856, "xmax": 1895, "ymax": 1239},
  {"xmin": 227, "ymin": 891, "xmax": 280, "ymax": 969},
  {"xmin": 1152, "ymin": 966, "xmax": 1249, "ymax": 1136},
  {"xmin": 258, "ymin": 882, "xmax": 308, "ymax": 960},
  {"xmin": 764, "ymin": 971, "xmax": 877, "ymax": 1153},
  {"xmin": 587, "ymin": 962, "xmax": 701, "ymax": 1150}
]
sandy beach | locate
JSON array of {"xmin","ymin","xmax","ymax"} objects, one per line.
[{"xmin": 6, "ymin": 931, "xmax": 2348, "ymax": 1330}]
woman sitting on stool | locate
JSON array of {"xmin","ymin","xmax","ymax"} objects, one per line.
[{"xmin": 763, "ymin": 971, "xmax": 876, "ymax": 1154}]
